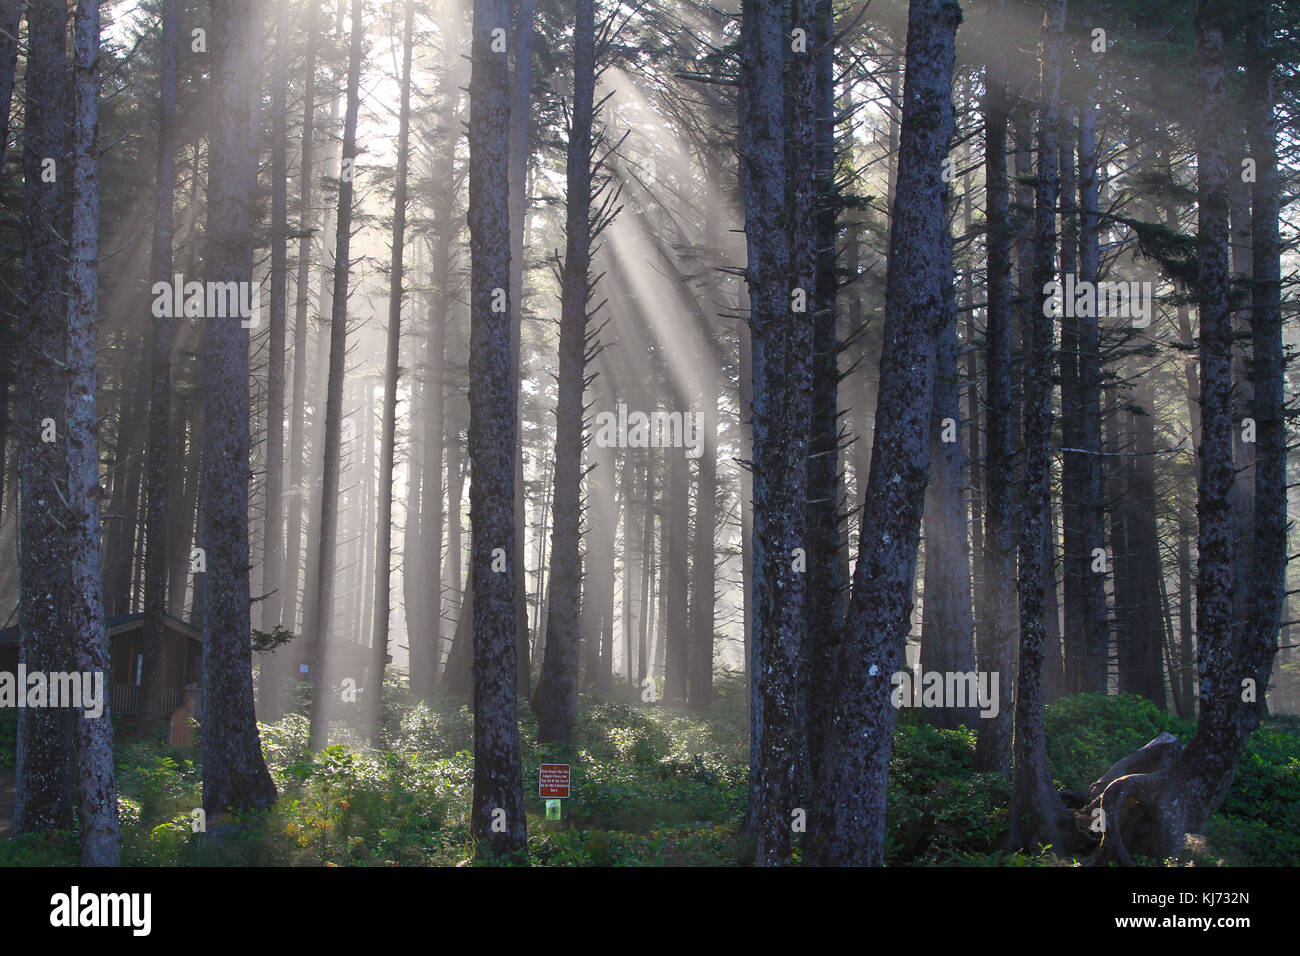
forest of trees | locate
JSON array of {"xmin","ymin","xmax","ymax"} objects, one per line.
[{"xmin": 0, "ymin": 0, "xmax": 1297, "ymax": 870}]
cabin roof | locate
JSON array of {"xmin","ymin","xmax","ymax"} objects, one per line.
[{"xmin": 0, "ymin": 612, "xmax": 202, "ymax": 647}]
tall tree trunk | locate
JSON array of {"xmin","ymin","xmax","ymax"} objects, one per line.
[
  {"xmin": 257, "ymin": 0, "xmax": 291, "ymax": 719},
  {"xmin": 166, "ymin": 146, "xmax": 205, "ymax": 628},
  {"xmin": 1177, "ymin": 0, "xmax": 1236, "ymax": 819},
  {"xmin": 688, "ymin": 154, "xmax": 722, "ymax": 710},
  {"xmin": 584, "ymin": 437, "xmax": 616, "ymax": 693},
  {"xmin": 1076, "ymin": 54, "xmax": 1107, "ymax": 694},
  {"xmin": 536, "ymin": 0, "xmax": 595, "ymax": 744},
  {"xmin": 67, "ymin": 0, "xmax": 118, "ymax": 866},
  {"xmin": 418, "ymin": 251, "xmax": 447, "ymax": 698},
  {"xmin": 1043, "ymin": 488, "xmax": 1065, "ymax": 702},
  {"xmin": 662, "ymin": 435, "xmax": 690, "ymax": 703},
  {"xmin": 974, "ymin": 0, "xmax": 1014, "ymax": 776},
  {"xmin": 104, "ymin": 374, "xmax": 147, "ymax": 616},
  {"xmin": 366, "ymin": 0, "xmax": 415, "ymax": 736},
  {"xmin": 689, "ymin": 375, "xmax": 718, "ymax": 708},
  {"xmin": 441, "ymin": 412, "xmax": 468, "ymax": 695},
  {"xmin": 623, "ymin": 456, "xmax": 640, "ymax": 686},
  {"xmin": 201, "ymin": 0, "xmax": 276, "ymax": 816},
  {"xmin": 1009, "ymin": 0, "xmax": 1075, "ymax": 853},
  {"xmin": 308, "ymin": 0, "xmax": 363, "ymax": 752},
  {"xmin": 283, "ymin": 0, "xmax": 321, "ymax": 648},
  {"xmin": 919, "ymin": 203, "xmax": 974, "ymax": 729},
  {"xmin": 1129, "ymin": 375, "xmax": 1165, "ymax": 704},
  {"xmin": 404, "ymin": 371, "xmax": 425, "ymax": 671},
  {"xmin": 962, "ymin": 157, "xmax": 987, "ymax": 711},
  {"xmin": 508, "ymin": 0, "xmax": 536, "ymax": 696},
  {"xmin": 742, "ymin": 0, "xmax": 810, "ymax": 864},
  {"xmin": 814, "ymin": 0, "xmax": 961, "ymax": 867},
  {"xmin": 1058, "ymin": 116, "xmax": 1083, "ymax": 695},
  {"xmin": 468, "ymin": 0, "xmax": 527, "ymax": 861},
  {"xmin": 169, "ymin": 393, "xmax": 203, "ymax": 616},
  {"xmin": 1228, "ymin": 153, "xmax": 1255, "ymax": 642},
  {"xmin": 736, "ymin": 81, "xmax": 760, "ymax": 837},
  {"xmin": 804, "ymin": 0, "xmax": 842, "ymax": 766},
  {"xmin": 142, "ymin": 0, "xmax": 180, "ymax": 726},
  {"xmin": 15, "ymin": 0, "xmax": 75, "ymax": 836},
  {"xmin": 300, "ymin": 0, "xmax": 348, "ymax": 658},
  {"xmin": 1176, "ymin": 501, "xmax": 1195, "ymax": 716},
  {"xmin": 1243, "ymin": 0, "xmax": 1285, "ymax": 729},
  {"xmin": 638, "ymin": 449, "xmax": 654, "ymax": 685},
  {"xmin": 412, "ymin": 27, "xmax": 461, "ymax": 699}
]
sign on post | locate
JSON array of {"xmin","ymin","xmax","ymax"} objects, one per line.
[{"xmin": 539, "ymin": 763, "xmax": 570, "ymax": 799}]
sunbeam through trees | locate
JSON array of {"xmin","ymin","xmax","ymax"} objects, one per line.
[{"xmin": 0, "ymin": 0, "xmax": 1297, "ymax": 910}]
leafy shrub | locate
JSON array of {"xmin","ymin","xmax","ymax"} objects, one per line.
[
  {"xmin": 885, "ymin": 722, "xmax": 1009, "ymax": 864},
  {"xmin": 1044, "ymin": 693, "xmax": 1191, "ymax": 793},
  {"xmin": 384, "ymin": 701, "xmax": 474, "ymax": 758},
  {"xmin": 0, "ymin": 829, "xmax": 79, "ymax": 866},
  {"xmin": 260, "ymin": 713, "xmax": 313, "ymax": 777},
  {"xmin": 1209, "ymin": 719, "xmax": 1300, "ymax": 865}
]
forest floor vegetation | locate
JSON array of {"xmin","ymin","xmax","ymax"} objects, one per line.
[{"xmin": 0, "ymin": 677, "xmax": 1294, "ymax": 866}]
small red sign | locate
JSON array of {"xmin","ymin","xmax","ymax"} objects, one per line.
[{"xmin": 539, "ymin": 763, "xmax": 571, "ymax": 799}]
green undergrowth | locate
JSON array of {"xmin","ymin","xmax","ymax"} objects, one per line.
[{"xmin": 0, "ymin": 681, "xmax": 1295, "ymax": 866}]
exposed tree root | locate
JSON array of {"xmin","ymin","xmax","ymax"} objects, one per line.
[{"xmin": 1070, "ymin": 732, "xmax": 1188, "ymax": 866}]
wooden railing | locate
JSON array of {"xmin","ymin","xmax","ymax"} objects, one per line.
[{"xmin": 108, "ymin": 685, "xmax": 183, "ymax": 717}]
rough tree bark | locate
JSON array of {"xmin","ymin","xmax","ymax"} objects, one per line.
[
  {"xmin": 201, "ymin": 0, "xmax": 277, "ymax": 817},
  {"xmin": 15, "ymin": 0, "xmax": 75, "ymax": 836},
  {"xmin": 1242, "ymin": 0, "xmax": 1285, "ymax": 734},
  {"xmin": 742, "ymin": 0, "xmax": 810, "ymax": 865},
  {"xmin": 508, "ymin": 0, "xmax": 536, "ymax": 696},
  {"xmin": 1076, "ymin": 50, "xmax": 1107, "ymax": 695},
  {"xmin": 1058, "ymin": 112, "xmax": 1083, "ymax": 695},
  {"xmin": 919, "ymin": 192, "xmax": 975, "ymax": 730},
  {"xmin": 1009, "ymin": 0, "xmax": 1077, "ymax": 854},
  {"xmin": 811, "ymin": 0, "xmax": 961, "ymax": 866},
  {"xmin": 804, "ymin": 0, "xmax": 843, "ymax": 772},
  {"xmin": 468, "ymin": 0, "xmax": 527, "ymax": 862},
  {"xmin": 536, "ymin": 0, "xmax": 595, "ymax": 744},
  {"xmin": 142, "ymin": 0, "xmax": 180, "ymax": 728},
  {"xmin": 68, "ymin": 0, "xmax": 119, "ymax": 866},
  {"xmin": 974, "ymin": 0, "xmax": 1014, "ymax": 776}
]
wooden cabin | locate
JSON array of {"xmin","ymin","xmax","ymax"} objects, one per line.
[{"xmin": 0, "ymin": 613, "xmax": 202, "ymax": 720}]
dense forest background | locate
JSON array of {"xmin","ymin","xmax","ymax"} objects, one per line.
[{"xmin": 0, "ymin": 0, "xmax": 1297, "ymax": 868}]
